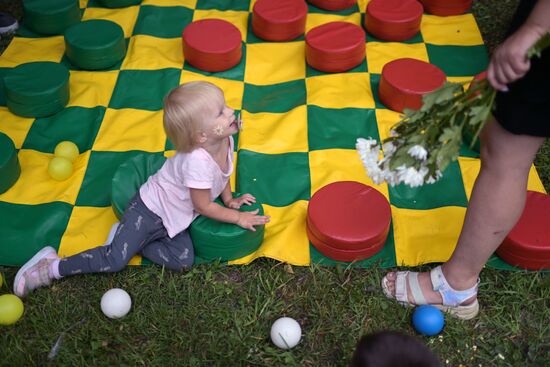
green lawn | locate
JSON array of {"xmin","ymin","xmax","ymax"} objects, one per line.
[{"xmin": 1, "ymin": 0, "xmax": 549, "ymax": 366}]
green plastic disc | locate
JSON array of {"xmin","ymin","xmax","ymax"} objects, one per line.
[
  {"xmin": 0, "ymin": 133, "xmax": 21, "ymax": 194},
  {"xmin": 97, "ymin": 0, "xmax": 142, "ymax": 8},
  {"xmin": 111, "ymin": 153, "xmax": 166, "ymax": 219},
  {"xmin": 64, "ymin": 19, "xmax": 127, "ymax": 70},
  {"xmin": 23, "ymin": 0, "xmax": 81, "ymax": 35},
  {"xmin": 190, "ymin": 194, "xmax": 265, "ymax": 261},
  {"xmin": 3, "ymin": 62, "xmax": 69, "ymax": 117}
]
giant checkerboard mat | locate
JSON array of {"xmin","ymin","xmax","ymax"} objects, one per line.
[{"xmin": 0, "ymin": 0, "xmax": 545, "ymax": 269}]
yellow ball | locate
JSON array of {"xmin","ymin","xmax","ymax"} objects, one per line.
[
  {"xmin": 0, "ymin": 294, "xmax": 24, "ymax": 325},
  {"xmin": 54, "ymin": 141, "xmax": 79, "ymax": 162},
  {"xmin": 48, "ymin": 157, "xmax": 73, "ymax": 181}
]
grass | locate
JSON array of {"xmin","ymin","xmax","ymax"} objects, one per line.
[{"xmin": 1, "ymin": 0, "xmax": 549, "ymax": 366}]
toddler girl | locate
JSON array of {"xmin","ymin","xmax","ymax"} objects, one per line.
[{"xmin": 14, "ymin": 81, "xmax": 270, "ymax": 297}]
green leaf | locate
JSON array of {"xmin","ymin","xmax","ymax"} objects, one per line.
[{"xmin": 527, "ymin": 32, "xmax": 550, "ymax": 58}]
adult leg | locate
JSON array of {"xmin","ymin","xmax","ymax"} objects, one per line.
[
  {"xmin": 384, "ymin": 117, "xmax": 545, "ymax": 306},
  {"xmin": 140, "ymin": 229, "xmax": 194, "ymax": 272}
]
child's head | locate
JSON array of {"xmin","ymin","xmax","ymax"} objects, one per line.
[
  {"xmin": 163, "ymin": 81, "xmax": 236, "ymax": 152},
  {"xmin": 350, "ymin": 331, "xmax": 440, "ymax": 367}
]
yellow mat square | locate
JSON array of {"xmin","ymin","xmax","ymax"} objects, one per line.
[
  {"xmin": 309, "ymin": 148, "xmax": 389, "ymax": 199},
  {"xmin": 230, "ymin": 151, "xmax": 237, "ymax": 191},
  {"xmin": 244, "ymin": 42, "xmax": 306, "ymax": 85},
  {"xmin": 447, "ymin": 76, "xmax": 475, "ymax": 88},
  {"xmin": 421, "ymin": 14, "xmax": 484, "ymax": 46},
  {"xmin": 306, "ymin": 13, "xmax": 362, "ymax": 32},
  {"xmin": 0, "ymin": 150, "xmax": 89, "ymax": 205},
  {"xmin": 0, "ymin": 36, "xmax": 65, "ymax": 67},
  {"xmin": 122, "ymin": 35, "xmax": 183, "ymax": 70},
  {"xmin": 142, "ymin": 0, "xmax": 196, "ymax": 7},
  {"xmin": 307, "ymin": 73, "xmax": 374, "ymax": 109},
  {"xmin": 229, "ymin": 200, "xmax": 310, "ymax": 266},
  {"xmin": 58, "ymin": 206, "xmax": 142, "ymax": 265},
  {"xmin": 238, "ymin": 106, "xmax": 308, "ymax": 154},
  {"xmin": 375, "ymin": 108, "xmax": 401, "ymax": 142},
  {"xmin": 79, "ymin": 0, "xmax": 88, "ymax": 7},
  {"xmin": 458, "ymin": 158, "xmax": 547, "ymax": 200},
  {"xmin": 82, "ymin": 5, "xmax": 140, "ymax": 38},
  {"xmin": 0, "ymin": 108, "xmax": 34, "ymax": 149},
  {"xmin": 392, "ymin": 205, "xmax": 466, "ymax": 266},
  {"xmin": 366, "ymin": 42, "xmax": 429, "ymax": 74},
  {"xmin": 93, "ymin": 108, "xmax": 166, "ymax": 152},
  {"xmin": 180, "ymin": 71, "xmax": 244, "ymax": 110},
  {"xmin": 192, "ymin": 10, "xmax": 249, "ymax": 41},
  {"xmin": 67, "ymin": 70, "xmax": 119, "ymax": 108}
]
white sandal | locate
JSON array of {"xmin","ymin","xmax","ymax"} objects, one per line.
[{"xmin": 381, "ymin": 265, "xmax": 480, "ymax": 320}]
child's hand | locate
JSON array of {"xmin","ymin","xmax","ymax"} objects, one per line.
[
  {"xmin": 236, "ymin": 209, "xmax": 270, "ymax": 231},
  {"xmin": 225, "ymin": 193, "xmax": 256, "ymax": 209},
  {"xmin": 487, "ymin": 24, "xmax": 544, "ymax": 92}
]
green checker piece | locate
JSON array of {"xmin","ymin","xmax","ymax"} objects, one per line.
[
  {"xmin": 0, "ymin": 133, "xmax": 21, "ymax": 194},
  {"xmin": 190, "ymin": 193, "xmax": 265, "ymax": 262},
  {"xmin": 3, "ymin": 62, "xmax": 70, "ymax": 118},
  {"xmin": 111, "ymin": 153, "xmax": 166, "ymax": 219},
  {"xmin": 97, "ymin": 0, "xmax": 142, "ymax": 8},
  {"xmin": 23, "ymin": 0, "xmax": 81, "ymax": 36},
  {"xmin": 65, "ymin": 20, "xmax": 126, "ymax": 71}
]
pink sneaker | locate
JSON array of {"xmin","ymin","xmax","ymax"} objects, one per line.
[{"xmin": 13, "ymin": 246, "xmax": 59, "ymax": 297}]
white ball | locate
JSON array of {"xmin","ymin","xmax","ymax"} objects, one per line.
[
  {"xmin": 270, "ymin": 317, "xmax": 302, "ymax": 349},
  {"xmin": 100, "ymin": 288, "xmax": 132, "ymax": 319}
]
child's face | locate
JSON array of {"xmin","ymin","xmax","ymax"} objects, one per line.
[{"xmin": 202, "ymin": 92, "xmax": 237, "ymax": 140}]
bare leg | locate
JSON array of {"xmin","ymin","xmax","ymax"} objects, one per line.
[{"xmin": 385, "ymin": 118, "xmax": 545, "ymax": 304}]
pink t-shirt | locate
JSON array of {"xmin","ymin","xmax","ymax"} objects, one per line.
[{"xmin": 139, "ymin": 136, "xmax": 234, "ymax": 238}]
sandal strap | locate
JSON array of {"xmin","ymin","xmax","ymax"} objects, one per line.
[
  {"xmin": 408, "ymin": 272, "xmax": 427, "ymax": 305},
  {"xmin": 394, "ymin": 271, "xmax": 409, "ymax": 303},
  {"xmin": 430, "ymin": 266, "xmax": 479, "ymax": 307}
]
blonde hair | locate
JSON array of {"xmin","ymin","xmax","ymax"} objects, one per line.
[{"xmin": 163, "ymin": 81, "xmax": 224, "ymax": 152}]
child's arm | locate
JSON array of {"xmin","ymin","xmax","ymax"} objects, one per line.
[
  {"xmin": 190, "ymin": 188, "xmax": 269, "ymax": 231},
  {"xmin": 488, "ymin": 0, "xmax": 550, "ymax": 91},
  {"xmin": 220, "ymin": 182, "xmax": 256, "ymax": 209}
]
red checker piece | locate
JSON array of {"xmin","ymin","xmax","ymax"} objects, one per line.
[
  {"xmin": 308, "ymin": 0, "xmax": 357, "ymax": 11},
  {"xmin": 379, "ymin": 58, "xmax": 446, "ymax": 112},
  {"xmin": 306, "ymin": 22, "xmax": 366, "ymax": 73},
  {"xmin": 252, "ymin": 0, "xmax": 308, "ymax": 42},
  {"xmin": 307, "ymin": 181, "xmax": 391, "ymax": 259},
  {"xmin": 496, "ymin": 191, "xmax": 550, "ymax": 270},
  {"xmin": 365, "ymin": 0, "xmax": 423, "ymax": 42},
  {"xmin": 419, "ymin": 0, "xmax": 472, "ymax": 16},
  {"xmin": 182, "ymin": 19, "xmax": 242, "ymax": 73}
]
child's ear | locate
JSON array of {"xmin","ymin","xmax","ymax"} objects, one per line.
[{"xmin": 197, "ymin": 131, "xmax": 207, "ymax": 144}]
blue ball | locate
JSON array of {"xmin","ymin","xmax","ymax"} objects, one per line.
[{"xmin": 412, "ymin": 305, "xmax": 445, "ymax": 336}]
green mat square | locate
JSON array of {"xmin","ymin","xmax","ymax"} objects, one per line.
[
  {"xmin": 76, "ymin": 150, "xmax": 152, "ymax": 207},
  {"xmin": 133, "ymin": 5, "xmax": 194, "ymax": 38},
  {"xmin": 0, "ymin": 201, "xmax": 72, "ymax": 266},
  {"xmin": 22, "ymin": 106, "xmax": 105, "ymax": 153},
  {"xmin": 236, "ymin": 149, "xmax": 310, "ymax": 207},
  {"xmin": 307, "ymin": 106, "xmax": 379, "ymax": 151},
  {"xmin": 426, "ymin": 44, "xmax": 489, "ymax": 76},
  {"xmin": 306, "ymin": 58, "xmax": 368, "ymax": 78},
  {"xmin": 388, "ymin": 161, "xmax": 469, "ymax": 209},
  {"xmin": 15, "ymin": 24, "xmax": 44, "ymax": 38},
  {"xmin": 310, "ymin": 222, "xmax": 397, "ymax": 268},
  {"xmin": 307, "ymin": 3, "xmax": 359, "ymax": 15},
  {"xmin": 369, "ymin": 73, "xmax": 386, "ymax": 109},
  {"xmin": 242, "ymin": 80, "xmax": 306, "ymax": 114},
  {"xmin": 183, "ymin": 44, "xmax": 246, "ymax": 82},
  {"xmin": 195, "ymin": 0, "xmax": 251, "ymax": 11},
  {"xmin": 109, "ymin": 68, "xmax": 181, "ymax": 111}
]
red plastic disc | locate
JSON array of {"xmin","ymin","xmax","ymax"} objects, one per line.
[
  {"xmin": 252, "ymin": 0, "xmax": 308, "ymax": 41},
  {"xmin": 308, "ymin": 0, "xmax": 357, "ymax": 11},
  {"xmin": 365, "ymin": 0, "xmax": 423, "ymax": 41},
  {"xmin": 182, "ymin": 19, "xmax": 242, "ymax": 72},
  {"xmin": 379, "ymin": 58, "xmax": 446, "ymax": 112},
  {"xmin": 307, "ymin": 181, "xmax": 391, "ymax": 253},
  {"xmin": 307, "ymin": 224, "xmax": 385, "ymax": 262},
  {"xmin": 305, "ymin": 22, "xmax": 366, "ymax": 73},
  {"xmin": 496, "ymin": 191, "xmax": 550, "ymax": 270},
  {"xmin": 419, "ymin": 0, "xmax": 472, "ymax": 16}
]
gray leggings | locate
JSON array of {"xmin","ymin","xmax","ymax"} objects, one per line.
[{"xmin": 59, "ymin": 193, "xmax": 194, "ymax": 277}]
